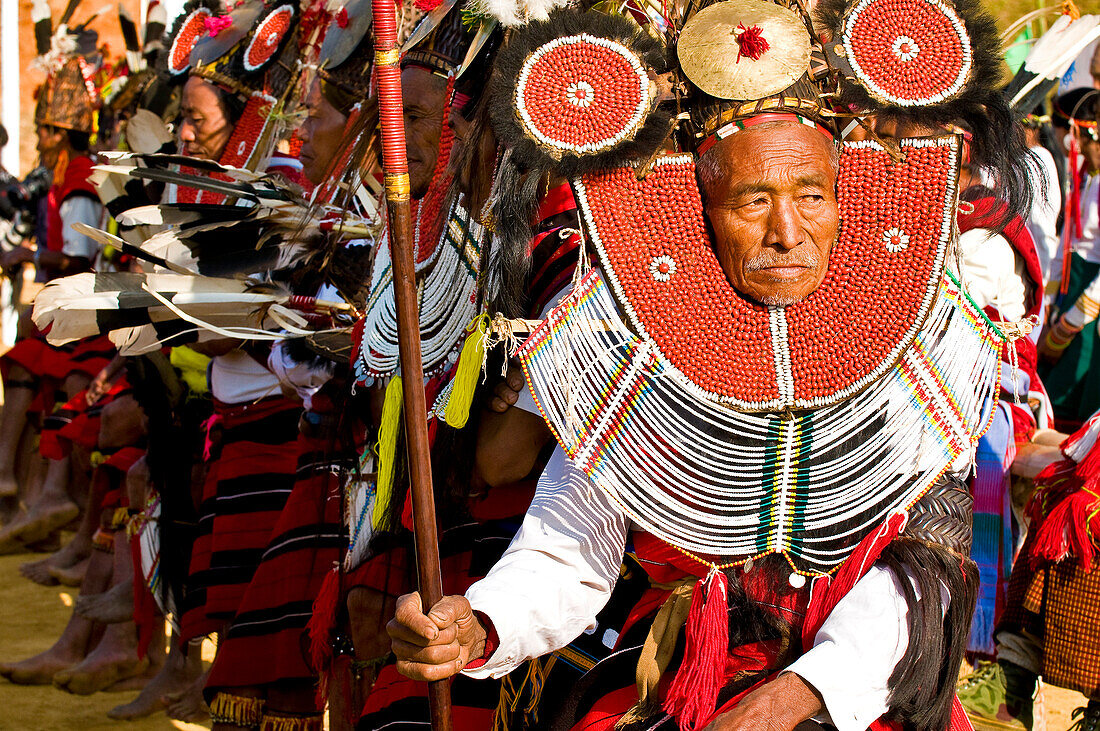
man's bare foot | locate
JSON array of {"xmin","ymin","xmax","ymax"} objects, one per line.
[
  {"xmin": 50, "ymin": 556, "xmax": 91, "ymax": 586},
  {"xmin": 18, "ymin": 556, "xmax": 58, "ymax": 585},
  {"xmin": 0, "ymin": 641, "xmax": 84, "ymax": 685},
  {"xmin": 21, "ymin": 536, "xmax": 92, "ymax": 586},
  {"xmin": 0, "ymin": 500, "xmax": 79, "ymax": 549},
  {"xmin": 0, "ymin": 471, "xmax": 18, "ymax": 498},
  {"xmin": 109, "ymin": 644, "xmax": 204, "ymax": 720},
  {"xmin": 53, "ymin": 624, "xmax": 149, "ymax": 696},
  {"xmin": 75, "ymin": 579, "xmax": 134, "ymax": 624},
  {"xmin": 163, "ymin": 669, "xmax": 210, "ymax": 723}
]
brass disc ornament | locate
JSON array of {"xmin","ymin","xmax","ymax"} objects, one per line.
[{"xmin": 677, "ymin": 0, "xmax": 811, "ymax": 100}]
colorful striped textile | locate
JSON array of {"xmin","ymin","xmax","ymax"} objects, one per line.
[
  {"xmin": 180, "ymin": 396, "xmax": 303, "ymax": 641},
  {"xmin": 205, "ymin": 431, "xmax": 348, "ymax": 695},
  {"xmin": 968, "ymin": 402, "xmax": 1016, "ymax": 655},
  {"xmin": 1042, "ymin": 253, "xmax": 1100, "ymax": 432}
]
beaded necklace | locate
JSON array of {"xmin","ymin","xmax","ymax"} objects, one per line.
[
  {"xmin": 352, "ymin": 196, "xmax": 485, "ymax": 386},
  {"xmin": 516, "ymin": 137, "xmax": 1012, "ymax": 576}
]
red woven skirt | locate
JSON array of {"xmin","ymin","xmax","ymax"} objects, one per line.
[
  {"xmin": 180, "ymin": 396, "xmax": 303, "ymax": 641},
  {"xmin": 39, "ymin": 378, "xmax": 131, "ymax": 460},
  {"xmin": 206, "ymin": 432, "xmax": 346, "ymax": 695}
]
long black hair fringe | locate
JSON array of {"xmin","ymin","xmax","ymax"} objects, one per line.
[
  {"xmin": 482, "ymin": 152, "xmax": 543, "ymax": 317},
  {"xmin": 879, "ymin": 538, "xmax": 978, "ymax": 731}
]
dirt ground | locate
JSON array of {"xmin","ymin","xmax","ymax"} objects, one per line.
[{"xmin": 0, "ymin": 547, "xmax": 212, "ymax": 731}]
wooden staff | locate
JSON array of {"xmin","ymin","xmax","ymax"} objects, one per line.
[{"xmin": 370, "ymin": 0, "xmax": 453, "ymax": 728}]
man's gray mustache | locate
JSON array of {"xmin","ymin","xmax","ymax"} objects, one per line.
[{"xmin": 744, "ymin": 252, "xmax": 820, "ymax": 271}]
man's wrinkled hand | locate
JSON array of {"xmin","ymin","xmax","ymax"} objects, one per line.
[
  {"xmin": 387, "ymin": 592, "xmax": 488, "ymax": 682},
  {"xmin": 703, "ymin": 673, "xmax": 823, "ymax": 731}
]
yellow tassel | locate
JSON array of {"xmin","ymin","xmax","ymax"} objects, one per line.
[
  {"xmin": 89, "ymin": 451, "xmax": 106, "ymax": 469},
  {"xmin": 492, "ymin": 673, "xmax": 517, "ymax": 731},
  {"xmin": 373, "ymin": 375, "xmax": 403, "ymax": 529},
  {"xmin": 491, "ymin": 657, "xmax": 556, "ymax": 731},
  {"xmin": 209, "ymin": 692, "xmax": 265, "ymax": 727},
  {"xmin": 445, "ymin": 315, "xmax": 489, "ymax": 429},
  {"xmin": 109, "ymin": 507, "xmax": 131, "ymax": 531}
]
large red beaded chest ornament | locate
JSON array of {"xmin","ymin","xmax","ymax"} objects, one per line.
[{"xmin": 574, "ymin": 137, "xmax": 960, "ymax": 411}]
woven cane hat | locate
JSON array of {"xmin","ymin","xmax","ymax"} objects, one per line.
[{"xmin": 35, "ymin": 57, "xmax": 97, "ymax": 134}]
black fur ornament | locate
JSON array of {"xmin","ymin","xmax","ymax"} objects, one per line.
[{"xmin": 488, "ymin": 8, "xmax": 671, "ymax": 178}]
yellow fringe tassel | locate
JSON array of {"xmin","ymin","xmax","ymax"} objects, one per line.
[
  {"xmin": 109, "ymin": 507, "xmax": 131, "ymax": 532},
  {"xmin": 209, "ymin": 692, "xmax": 265, "ymax": 728},
  {"xmin": 373, "ymin": 375, "xmax": 403, "ymax": 530},
  {"xmin": 445, "ymin": 316, "xmax": 489, "ymax": 429},
  {"xmin": 258, "ymin": 712, "xmax": 324, "ymax": 731},
  {"xmin": 492, "ymin": 656, "xmax": 556, "ymax": 731}
]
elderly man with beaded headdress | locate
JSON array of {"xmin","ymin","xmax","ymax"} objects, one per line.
[{"xmin": 384, "ymin": 0, "xmax": 1038, "ymax": 728}]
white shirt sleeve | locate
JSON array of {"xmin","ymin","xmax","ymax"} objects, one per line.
[
  {"xmin": 463, "ymin": 446, "xmax": 628, "ymax": 678},
  {"xmin": 787, "ymin": 563, "xmax": 945, "ymax": 731},
  {"xmin": 956, "ymin": 228, "xmax": 1029, "ymax": 322},
  {"xmin": 463, "ymin": 456, "xmax": 931, "ymax": 731},
  {"xmin": 59, "ymin": 195, "xmax": 102, "ymax": 261}
]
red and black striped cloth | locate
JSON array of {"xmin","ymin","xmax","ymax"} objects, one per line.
[
  {"xmin": 180, "ymin": 396, "xmax": 303, "ymax": 642},
  {"xmin": 1, "ymin": 333, "xmax": 115, "ymax": 384},
  {"xmin": 205, "ymin": 429, "xmax": 348, "ymax": 698}
]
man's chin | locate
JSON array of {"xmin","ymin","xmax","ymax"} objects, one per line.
[{"xmin": 743, "ymin": 279, "xmax": 820, "ymax": 307}]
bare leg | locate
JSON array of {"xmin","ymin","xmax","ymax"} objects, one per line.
[
  {"xmin": 54, "ymin": 527, "xmax": 147, "ymax": 694},
  {"xmin": 27, "ymin": 424, "xmax": 116, "ymax": 584},
  {"xmin": 22, "ymin": 489, "xmax": 95, "ymax": 585},
  {"xmin": 0, "ymin": 545, "xmax": 113, "ymax": 684},
  {"xmin": 0, "ymin": 363, "xmax": 37, "ymax": 497},
  {"xmin": 75, "ymin": 455, "xmax": 147, "ymax": 618},
  {"xmin": 163, "ymin": 658, "xmax": 211, "ymax": 723},
  {"xmin": 108, "ymin": 629, "xmax": 204, "ymax": 720},
  {"xmin": 335, "ymin": 586, "xmax": 395, "ymax": 729},
  {"xmin": 0, "ymin": 372, "xmax": 90, "ymax": 547},
  {"xmin": 75, "ymin": 576, "xmax": 134, "ymax": 623}
]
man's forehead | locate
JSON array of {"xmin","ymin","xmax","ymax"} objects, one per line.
[{"xmin": 716, "ymin": 128, "xmax": 836, "ymax": 175}]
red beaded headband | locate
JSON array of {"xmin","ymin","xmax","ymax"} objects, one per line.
[{"xmin": 696, "ymin": 112, "xmax": 834, "ymax": 156}]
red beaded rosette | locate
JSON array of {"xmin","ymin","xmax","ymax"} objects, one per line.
[
  {"xmin": 488, "ymin": 9, "xmax": 670, "ymax": 176},
  {"xmin": 515, "ymin": 34, "xmax": 653, "ymax": 158},
  {"xmin": 243, "ymin": 4, "xmax": 295, "ymax": 72},
  {"xmin": 841, "ymin": 0, "xmax": 972, "ymax": 106},
  {"xmin": 168, "ymin": 8, "xmax": 213, "ymax": 76}
]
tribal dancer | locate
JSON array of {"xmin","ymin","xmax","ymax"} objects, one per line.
[
  {"xmin": 976, "ymin": 410, "xmax": 1100, "ymax": 731},
  {"xmin": 1040, "ymin": 89, "xmax": 1100, "ymax": 433},
  {"xmin": 199, "ymin": 7, "xmax": 376, "ymax": 728},
  {"xmin": 0, "ymin": 50, "xmax": 111, "ymax": 550},
  {"xmin": 322, "ymin": 3, "xmax": 586, "ymax": 726},
  {"xmin": 386, "ymin": 0, "xmax": 1034, "ymax": 729},
  {"xmin": 146, "ymin": 2, "xmax": 315, "ymax": 723}
]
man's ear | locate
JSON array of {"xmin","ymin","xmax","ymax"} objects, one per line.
[{"xmin": 449, "ymin": 110, "xmax": 473, "ymax": 144}]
